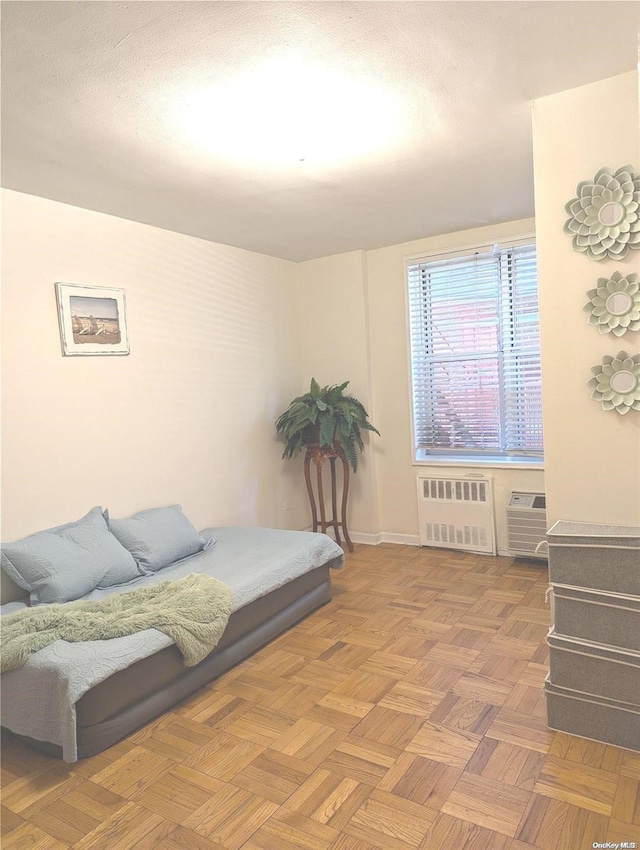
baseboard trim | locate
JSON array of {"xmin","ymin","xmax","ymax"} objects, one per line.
[
  {"xmin": 348, "ymin": 531, "xmax": 382, "ymax": 546},
  {"xmin": 379, "ymin": 532, "xmax": 420, "ymax": 546},
  {"xmin": 349, "ymin": 531, "xmax": 420, "ymax": 546},
  {"xmin": 347, "ymin": 531, "xmax": 421, "ymax": 547},
  {"xmin": 302, "ymin": 529, "xmax": 382, "ymax": 546},
  {"xmin": 302, "ymin": 528, "xmax": 420, "ymax": 548}
]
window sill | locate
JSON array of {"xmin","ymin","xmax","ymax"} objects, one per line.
[{"xmin": 413, "ymin": 456, "xmax": 544, "ymax": 471}]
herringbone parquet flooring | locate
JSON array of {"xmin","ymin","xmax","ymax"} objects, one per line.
[{"xmin": 2, "ymin": 543, "xmax": 639, "ymax": 849}]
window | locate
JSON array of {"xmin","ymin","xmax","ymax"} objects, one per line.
[{"xmin": 407, "ymin": 240, "xmax": 543, "ymax": 461}]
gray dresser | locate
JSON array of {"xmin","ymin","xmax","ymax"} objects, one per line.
[{"xmin": 544, "ymin": 520, "xmax": 640, "ymax": 751}]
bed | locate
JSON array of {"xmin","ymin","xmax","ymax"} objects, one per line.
[{"xmin": 1, "ymin": 524, "xmax": 343, "ymax": 761}]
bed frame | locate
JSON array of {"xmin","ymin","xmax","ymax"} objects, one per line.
[{"xmin": 5, "ymin": 561, "xmax": 336, "ymax": 759}]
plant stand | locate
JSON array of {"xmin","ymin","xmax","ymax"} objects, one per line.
[{"xmin": 303, "ymin": 444, "xmax": 353, "ymax": 553}]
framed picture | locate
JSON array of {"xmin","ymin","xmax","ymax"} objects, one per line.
[{"xmin": 55, "ymin": 282, "xmax": 130, "ymax": 356}]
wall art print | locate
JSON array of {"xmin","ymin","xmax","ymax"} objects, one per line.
[
  {"xmin": 583, "ymin": 271, "xmax": 640, "ymax": 336},
  {"xmin": 55, "ymin": 282, "xmax": 130, "ymax": 356},
  {"xmin": 564, "ymin": 165, "xmax": 640, "ymax": 261},
  {"xmin": 588, "ymin": 350, "xmax": 640, "ymax": 415}
]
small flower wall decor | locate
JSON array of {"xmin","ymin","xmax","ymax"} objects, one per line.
[
  {"xmin": 588, "ymin": 350, "xmax": 640, "ymax": 415},
  {"xmin": 564, "ymin": 165, "xmax": 640, "ymax": 261},
  {"xmin": 583, "ymin": 271, "xmax": 640, "ymax": 336}
]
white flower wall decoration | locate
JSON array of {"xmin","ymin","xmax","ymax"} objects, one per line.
[
  {"xmin": 583, "ymin": 271, "xmax": 640, "ymax": 336},
  {"xmin": 564, "ymin": 165, "xmax": 640, "ymax": 261},
  {"xmin": 587, "ymin": 351, "xmax": 640, "ymax": 414}
]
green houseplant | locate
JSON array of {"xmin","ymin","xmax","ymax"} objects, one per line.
[{"xmin": 276, "ymin": 378, "xmax": 380, "ymax": 472}]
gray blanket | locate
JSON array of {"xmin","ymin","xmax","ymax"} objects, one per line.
[{"xmin": 1, "ymin": 573, "xmax": 234, "ymax": 673}]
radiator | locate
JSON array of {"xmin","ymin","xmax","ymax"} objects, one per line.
[{"xmin": 417, "ymin": 474, "xmax": 496, "ymax": 555}]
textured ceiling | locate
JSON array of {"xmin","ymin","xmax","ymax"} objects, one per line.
[{"xmin": 1, "ymin": 1, "xmax": 637, "ymax": 261}]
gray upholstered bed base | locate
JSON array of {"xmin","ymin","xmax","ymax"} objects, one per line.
[{"xmin": 9, "ymin": 563, "xmax": 334, "ymax": 759}]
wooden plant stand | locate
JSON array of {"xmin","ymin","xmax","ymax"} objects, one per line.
[{"xmin": 303, "ymin": 444, "xmax": 353, "ymax": 553}]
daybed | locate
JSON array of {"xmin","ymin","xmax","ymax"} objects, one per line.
[{"xmin": 1, "ymin": 519, "xmax": 343, "ymax": 761}]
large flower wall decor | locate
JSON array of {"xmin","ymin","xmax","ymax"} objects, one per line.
[
  {"xmin": 588, "ymin": 350, "xmax": 640, "ymax": 415},
  {"xmin": 564, "ymin": 165, "xmax": 640, "ymax": 261},
  {"xmin": 583, "ymin": 271, "xmax": 640, "ymax": 336}
]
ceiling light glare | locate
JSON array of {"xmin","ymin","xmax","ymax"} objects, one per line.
[{"xmin": 175, "ymin": 56, "xmax": 407, "ymax": 168}]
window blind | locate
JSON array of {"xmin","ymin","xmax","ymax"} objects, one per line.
[
  {"xmin": 499, "ymin": 244, "xmax": 543, "ymax": 454},
  {"xmin": 408, "ymin": 241, "xmax": 543, "ymax": 458}
]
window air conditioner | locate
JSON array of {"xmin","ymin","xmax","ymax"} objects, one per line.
[{"xmin": 506, "ymin": 492, "xmax": 548, "ymax": 558}]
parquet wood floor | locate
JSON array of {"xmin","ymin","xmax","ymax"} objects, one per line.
[{"xmin": 2, "ymin": 543, "xmax": 639, "ymax": 849}]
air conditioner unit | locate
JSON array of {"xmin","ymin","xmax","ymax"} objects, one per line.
[
  {"xmin": 417, "ymin": 474, "xmax": 496, "ymax": 555},
  {"xmin": 506, "ymin": 491, "xmax": 548, "ymax": 558}
]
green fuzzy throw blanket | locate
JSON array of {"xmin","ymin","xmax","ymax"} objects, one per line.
[{"xmin": 0, "ymin": 573, "xmax": 234, "ymax": 673}]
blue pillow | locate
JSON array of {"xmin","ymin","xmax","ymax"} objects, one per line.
[
  {"xmin": 1, "ymin": 507, "xmax": 140, "ymax": 605},
  {"xmin": 107, "ymin": 505, "xmax": 208, "ymax": 574}
]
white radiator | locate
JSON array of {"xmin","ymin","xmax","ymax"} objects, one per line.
[
  {"xmin": 417, "ymin": 474, "xmax": 496, "ymax": 555},
  {"xmin": 506, "ymin": 491, "xmax": 547, "ymax": 558}
]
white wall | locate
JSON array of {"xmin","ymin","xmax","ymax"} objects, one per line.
[
  {"xmin": 295, "ymin": 251, "xmax": 379, "ymax": 540},
  {"xmin": 366, "ymin": 219, "xmax": 545, "ymax": 549},
  {"xmin": 1, "ymin": 190, "xmax": 307, "ymax": 550},
  {"xmin": 532, "ymin": 72, "xmax": 640, "ymax": 527}
]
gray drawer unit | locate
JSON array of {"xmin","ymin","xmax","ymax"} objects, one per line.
[
  {"xmin": 548, "ymin": 630, "xmax": 640, "ymax": 705},
  {"xmin": 552, "ymin": 585, "xmax": 640, "ymax": 652},
  {"xmin": 547, "ymin": 520, "xmax": 640, "ymax": 597},
  {"xmin": 545, "ymin": 676, "xmax": 640, "ymax": 752},
  {"xmin": 545, "ymin": 519, "xmax": 640, "ymax": 750}
]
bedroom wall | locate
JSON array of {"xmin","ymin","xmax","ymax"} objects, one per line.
[
  {"xmin": 1, "ymin": 190, "xmax": 307, "ymax": 553},
  {"xmin": 532, "ymin": 71, "xmax": 640, "ymax": 527},
  {"xmin": 295, "ymin": 250, "xmax": 379, "ymax": 540}
]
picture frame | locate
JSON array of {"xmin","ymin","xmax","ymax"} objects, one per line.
[{"xmin": 55, "ymin": 282, "xmax": 130, "ymax": 356}]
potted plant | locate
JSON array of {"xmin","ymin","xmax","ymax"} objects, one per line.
[{"xmin": 276, "ymin": 378, "xmax": 380, "ymax": 472}]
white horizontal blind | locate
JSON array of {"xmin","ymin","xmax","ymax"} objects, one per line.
[
  {"xmin": 500, "ymin": 245, "xmax": 543, "ymax": 454},
  {"xmin": 408, "ymin": 241, "xmax": 543, "ymax": 457}
]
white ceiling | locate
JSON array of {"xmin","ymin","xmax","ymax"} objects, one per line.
[{"xmin": 1, "ymin": 1, "xmax": 637, "ymax": 262}]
